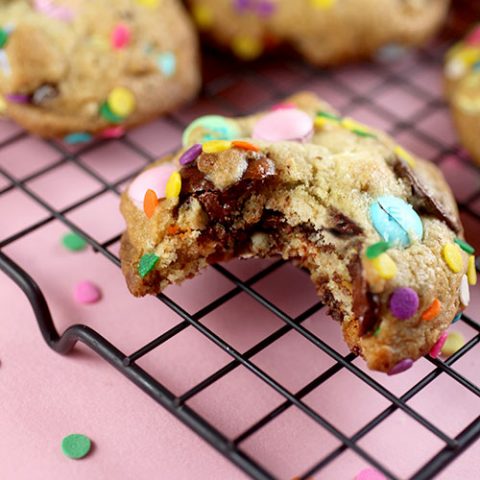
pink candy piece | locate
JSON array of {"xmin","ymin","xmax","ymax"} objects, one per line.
[
  {"xmin": 73, "ymin": 281, "xmax": 102, "ymax": 305},
  {"xmin": 429, "ymin": 331, "xmax": 448, "ymax": 359},
  {"xmin": 466, "ymin": 26, "xmax": 480, "ymax": 46},
  {"xmin": 128, "ymin": 163, "xmax": 178, "ymax": 207},
  {"xmin": 252, "ymin": 108, "xmax": 313, "ymax": 142},
  {"xmin": 111, "ymin": 24, "xmax": 131, "ymax": 49},
  {"xmin": 271, "ymin": 102, "xmax": 296, "ymax": 111},
  {"xmin": 355, "ymin": 467, "xmax": 387, "ymax": 480},
  {"xmin": 100, "ymin": 126, "xmax": 126, "ymax": 139},
  {"xmin": 34, "ymin": 0, "xmax": 74, "ymax": 21}
]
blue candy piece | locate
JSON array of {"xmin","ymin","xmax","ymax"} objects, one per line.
[
  {"xmin": 182, "ymin": 115, "xmax": 240, "ymax": 147},
  {"xmin": 157, "ymin": 51, "xmax": 176, "ymax": 77},
  {"xmin": 452, "ymin": 312, "xmax": 462, "ymax": 324},
  {"xmin": 64, "ymin": 132, "xmax": 93, "ymax": 145},
  {"xmin": 369, "ymin": 195, "xmax": 423, "ymax": 247}
]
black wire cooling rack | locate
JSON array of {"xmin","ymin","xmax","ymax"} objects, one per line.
[{"xmin": 0, "ymin": 43, "xmax": 479, "ymax": 480}]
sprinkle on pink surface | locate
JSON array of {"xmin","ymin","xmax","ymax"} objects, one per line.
[
  {"xmin": 73, "ymin": 281, "xmax": 102, "ymax": 305},
  {"xmin": 355, "ymin": 467, "xmax": 387, "ymax": 480}
]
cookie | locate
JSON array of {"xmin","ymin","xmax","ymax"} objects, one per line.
[
  {"xmin": 187, "ymin": 0, "xmax": 449, "ymax": 64},
  {"xmin": 119, "ymin": 92, "xmax": 473, "ymax": 374},
  {"xmin": 445, "ymin": 24, "xmax": 480, "ymax": 164},
  {"xmin": 0, "ymin": 0, "xmax": 200, "ymax": 139}
]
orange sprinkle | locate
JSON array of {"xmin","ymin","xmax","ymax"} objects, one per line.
[
  {"xmin": 167, "ymin": 225, "xmax": 179, "ymax": 235},
  {"xmin": 232, "ymin": 140, "xmax": 260, "ymax": 152},
  {"xmin": 143, "ymin": 189, "xmax": 159, "ymax": 219},
  {"xmin": 421, "ymin": 298, "xmax": 442, "ymax": 321}
]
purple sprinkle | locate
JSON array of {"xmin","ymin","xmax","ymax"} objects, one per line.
[
  {"xmin": 5, "ymin": 93, "xmax": 30, "ymax": 104},
  {"xmin": 257, "ymin": 0, "xmax": 275, "ymax": 17},
  {"xmin": 388, "ymin": 358, "xmax": 413, "ymax": 376},
  {"xmin": 389, "ymin": 287, "xmax": 419, "ymax": 320},
  {"xmin": 179, "ymin": 143, "xmax": 202, "ymax": 165},
  {"xmin": 234, "ymin": 0, "xmax": 251, "ymax": 12}
]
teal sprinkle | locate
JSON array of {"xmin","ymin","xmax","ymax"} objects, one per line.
[
  {"xmin": 138, "ymin": 253, "xmax": 160, "ymax": 278},
  {"xmin": 157, "ymin": 52, "xmax": 176, "ymax": 77},
  {"xmin": 452, "ymin": 312, "xmax": 462, "ymax": 324},
  {"xmin": 64, "ymin": 132, "xmax": 93, "ymax": 145}
]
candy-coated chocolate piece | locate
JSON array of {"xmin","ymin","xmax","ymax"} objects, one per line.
[
  {"xmin": 73, "ymin": 281, "xmax": 102, "ymax": 304},
  {"xmin": 182, "ymin": 115, "xmax": 240, "ymax": 146},
  {"xmin": 252, "ymin": 108, "xmax": 313, "ymax": 142},
  {"xmin": 389, "ymin": 287, "xmax": 419, "ymax": 320},
  {"xmin": 128, "ymin": 163, "xmax": 177, "ymax": 206}
]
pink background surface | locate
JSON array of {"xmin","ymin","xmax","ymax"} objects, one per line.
[{"xmin": 1, "ymin": 46, "xmax": 480, "ymax": 479}]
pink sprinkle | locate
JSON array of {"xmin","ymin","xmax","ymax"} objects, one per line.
[
  {"xmin": 466, "ymin": 26, "xmax": 480, "ymax": 46},
  {"xmin": 34, "ymin": 0, "xmax": 74, "ymax": 21},
  {"xmin": 111, "ymin": 24, "xmax": 131, "ymax": 49},
  {"xmin": 355, "ymin": 467, "xmax": 387, "ymax": 480},
  {"xmin": 271, "ymin": 102, "xmax": 296, "ymax": 111},
  {"xmin": 73, "ymin": 281, "xmax": 102, "ymax": 305},
  {"xmin": 100, "ymin": 126, "xmax": 126, "ymax": 139},
  {"xmin": 429, "ymin": 331, "xmax": 448, "ymax": 359}
]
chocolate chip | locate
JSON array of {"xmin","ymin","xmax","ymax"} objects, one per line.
[{"xmin": 328, "ymin": 208, "xmax": 363, "ymax": 236}]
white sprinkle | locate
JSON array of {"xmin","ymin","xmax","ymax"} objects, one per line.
[
  {"xmin": 0, "ymin": 50, "xmax": 11, "ymax": 76},
  {"xmin": 445, "ymin": 59, "xmax": 467, "ymax": 80},
  {"xmin": 460, "ymin": 274, "xmax": 470, "ymax": 307}
]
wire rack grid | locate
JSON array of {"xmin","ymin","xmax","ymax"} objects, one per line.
[{"xmin": 0, "ymin": 42, "xmax": 479, "ymax": 480}]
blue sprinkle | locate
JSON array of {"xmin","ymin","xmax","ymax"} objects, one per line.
[
  {"xmin": 157, "ymin": 52, "xmax": 176, "ymax": 78},
  {"xmin": 64, "ymin": 132, "xmax": 93, "ymax": 145},
  {"xmin": 375, "ymin": 43, "xmax": 408, "ymax": 63},
  {"xmin": 473, "ymin": 61, "xmax": 480, "ymax": 72},
  {"xmin": 452, "ymin": 312, "xmax": 462, "ymax": 324},
  {"xmin": 369, "ymin": 195, "xmax": 423, "ymax": 248}
]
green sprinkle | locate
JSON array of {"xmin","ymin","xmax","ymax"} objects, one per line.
[
  {"xmin": 352, "ymin": 129, "xmax": 377, "ymax": 139},
  {"xmin": 62, "ymin": 232, "xmax": 87, "ymax": 252},
  {"xmin": 138, "ymin": 253, "xmax": 159, "ymax": 278},
  {"xmin": 365, "ymin": 241, "xmax": 391, "ymax": 259},
  {"xmin": 61, "ymin": 434, "xmax": 91, "ymax": 459},
  {"xmin": 99, "ymin": 102, "xmax": 124, "ymax": 124},
  {"xmin": 0, "ymin": 29, "xmax": 9, "ymax": 49},
  {"xmin": 373, "ymin": 326, "xmax": 381, "ymax": 337},
  {"xmin": 316, "ymin": 110, "xmax": 341, "ymax": 121},
  {"xmin": 454, "ymin": 238, "xmax": 475, "ymax": 255}
]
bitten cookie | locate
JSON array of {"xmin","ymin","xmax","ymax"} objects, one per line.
[
  {"xmin": 120, "ymin": 92, "xmax": 474, "ymax": 374},
  {"xmin": 187, "ymin": 0, "xmax": 449, "ymax": 63},
  {"xmin": 445, "ymin": 24, "xmax": 480, "ymax": 164},
  {"xmin": 0, "ymin": 0, "xmax": 200, "ymax": 140}
]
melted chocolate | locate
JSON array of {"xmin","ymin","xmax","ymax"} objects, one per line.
[
  {"xmin": 393, "ymin": 159, "xmax": 461, "ymax": 233},
  {"xmin": 328, "ymin": 208, "xmax": 363, "ymax": 236}
]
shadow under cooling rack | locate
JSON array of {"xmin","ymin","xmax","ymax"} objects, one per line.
[{"xmin": 0, "ymin": 44, "xmax": 479, "ymax": 480}]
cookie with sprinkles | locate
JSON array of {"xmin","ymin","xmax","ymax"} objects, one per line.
[
  {"xmin": 0, "ymin": 0, "xmax": 200, "ymax": 138},
  {"xmin": 187, "ymin": 0, "xmax": 449, "ymax": 64},
  {"xmin": 445, "ymin": 23, "xmax": 480, "ymax": 164},
  {"xmin": 120, "ymin": 91, "xmax": 471, "ymax": 374}
]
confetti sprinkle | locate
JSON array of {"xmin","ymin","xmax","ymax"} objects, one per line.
[
  {"xmin": 388, "ymin": 358, "xmax": 413, "ymax": 376},
  {"xmin": 179, "ymin": 143, "xmax": 202, "ymax": 165},
  {"xmin": 452, "ymin": 312, "xmax": 462, "ymax": 324},
  {"xmin": 365, "ymin": 241, "xmax": 391, "ymax": 259},
  {"xmin": 138, "ymin": 253, "xmax": 159, "ymax": 278},
  {"xmin": 64, "ymin": 132, "xmax": 93, "ymax": 145},
  {"xmin": 460, "ymin": 274, "xmax": 470, "ymax": 306},
  {"xmin": 202, "ymin": 139, "xmax": 232, "ymax": 154},
  {"xmin": 314, "ymin": 110, "xmax": 341, "ymax": 128},
  {"xmin": 99, "ymin": 102, "xmax": 124, "ymax": 124},
  {"xmin": 252, "ymin": 108, "xmax": 313, "ymax": 142},
  {"xmin": 389, "ymin": 287, "xmax": 419, "ymax": 320},
  {"xmin": 192, "ymin": 4, "xmax": 214, "ymax": 29},
  {"xmin": 341, "ymin": 118, "xmax": 376, "ymax": 138},
  {"xmin": 310, "ymin": 0, "xmax": 337, "ymax": 9},
  {"xmin": 157, "ymin": 51, "xmax": 176, "ymax": 77},
  {"xmin": 62, "ymin": 232, "xmax": 87, "ymax": 252},
  {"xmin": 136, "ymin": 0, "xmax": 161, "ymax": 7},
  {"xmin": 371, "ymin": 253, "xmax": 397, "ymax": 280},
  {"xmin": 429, "ymin": 331, "xmax": 448, "ymax": 359},
  {"xmin": 5, "ymin": 93, "xmax": 30, "ymax": 104},
  {"xmin": 231, "ymin": 35, "xmax": 263, "ymax": 60},
  {"xmin": 441, "ymin": 331, "xmax": 465, "ymax": 357},
  {"xmin": 0, "ymin": 28, "xmax": 9, "ymax": 49},
  {"xmin": 100, "ymin": 126, "xmax": 126, "ymax": 139},
  {"xmin": 165, "ymin": 171, "xmax": 182, "ymax": 198},
  {"xmin": 454, "ymin": 237, "xmax": 475, "ymax": 254},
  {"xmin": 442, "ymin": 243, "xmax": 463, "ymax": 273},
  {"xmin": 73, "ymin": 281, "xmax": 102, "ymax": 304},
  {"xmin": 111, "ymin": 23, "xmax": 131, "ymax": 49},
  {"xmin": 369, "ymin": 196, "xmax": 423, "ymax": 247},
  {"xmin": 468, "ymin": 256, "xmax": 477, "ymax": 285},
  {"xmin": 421, "ymin": 298, "xmax": 442, "ymax": 321},
  {"xmin": 395, "ymin": 145, "xmax": 416, "ymax": 168},
  {"xmin": 232, "ymin": 140, "xmax": 260, "ymax": 152},
  {"xmin": 61, "ymin": 434, "xmax": 92, "ymax": 460},
  {"xmin": 143, "ymin": 189, "xmax": 159, "ymax": 219},
  {"xmin": 107, "ymin": 87, "xmax": 135, "ymax": 118}
]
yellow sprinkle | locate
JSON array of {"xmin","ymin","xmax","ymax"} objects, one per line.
[
  {"xmin": 442, "ymin": 243, "xmax": 464, "ymax": 273},
  {"xmin": 441, "ymin": 331, "xmax": 465, "ymax": 357},
  {"xmin": 0, "ymin": 96, "xmax": 6, "ymax": 115},
  {"xmin": 468, "ymin": 255, "xmax": 477, "ymax": 286},
  {"xmin": 456, "ymin": 47, "xmax": 480, "ymax": 66},
  {"xmin": 310, "ymin": 0, "xmax": 337, "ymax": 9},
  {"xmin": 231, "ymin": 36, "xmax": 263, "ymax": 60},
  {"xmin": 192, "ymin": 4, "xmax": 214, "ymax": 30},
  {"xmin": 165, "ymin": 171, "xmax": 182, "ymax": 199},
  {"xmin": 107, "ymin": 87, "xmax": 136, "ymax": 117},
  {"xmin": 371, "ymin": 253, "xmax": 397, "ymax": 280},
  {"xmin": 202, "ymin": 139, "xmax": 232, "ymax": 154},
  {"xmin": 136, "ymin": 0, "xmax": 161, "ymax": 7},
  {"xmin": 341, "ymin": 117, "xmax": 371, "ymax": 135},
  {"xmin": 314, "ymin": 116, "xmax": 338, "ymax": 129},
  {"xmin": 394, "ymin": 145, "xmax": 416, "ymax": 168}
]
